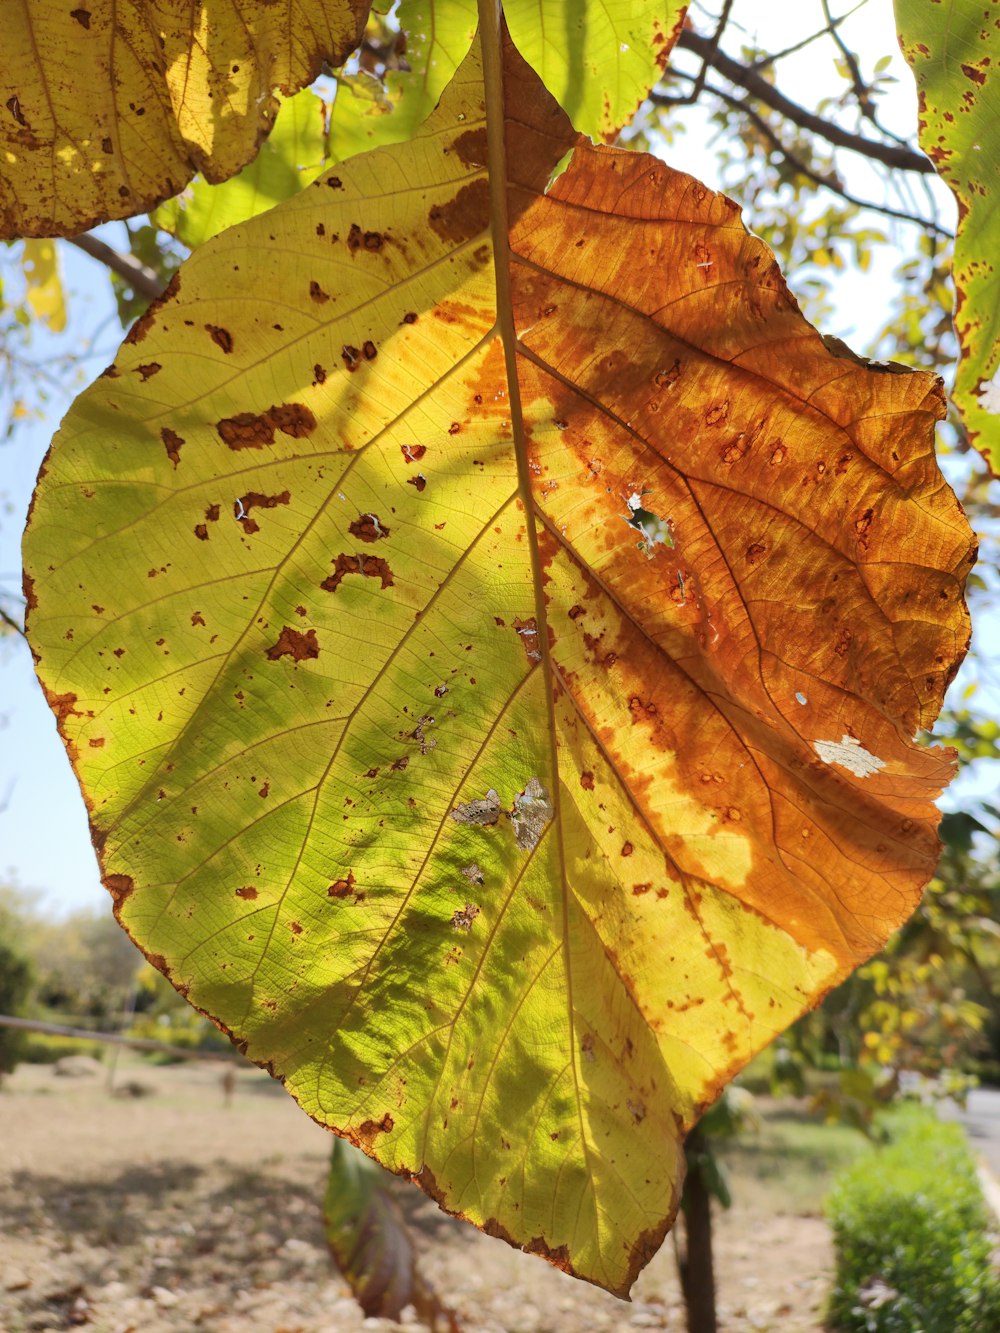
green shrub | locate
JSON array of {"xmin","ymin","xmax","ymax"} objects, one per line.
[
  {"xmin": 827, "ymin": 1108, "xmax": 1000, "ymax": 1332},
  {"xmin": 20, "ymin": 1032, "xmax": 105, "ymax": 1063},
  {"xmin": 0, "ymin": 940, "xmax": 33, "ymax": 1080}
]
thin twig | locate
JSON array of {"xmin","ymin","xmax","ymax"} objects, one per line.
[
  {"xmin": 67, "ymin": 233, "xmax": 165, "ymax": 301},
  {"xmin": 820, "ymin": 0, "xmax": 913, "ymax": 149},
  {"xmin": 667, "ymin": 0, "xmax": 736, "ymax": 109},
  {"xmin": 0, "ymin": 606, "xmax": 26, "ymax": 640},
  {"xmin": 682, "ymin": 78, "xmax": 953, "ymax": 238},
  {"xmin": 749, "ymin": 1, "xmax": 864, "ymax": 71},
  {"xmin": 670, "ymin": 28, "xmax": 933, "ymax": 174}
]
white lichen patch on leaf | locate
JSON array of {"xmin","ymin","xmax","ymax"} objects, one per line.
[
  {"xmin": 975, "ymin": 368, "xmax": 1000, "ymax": 416},
  {"xmin": 813, "ymin": 735, "xmax": 886, "ymax": 779},
  {"xmin": 449, "ymin": 789, "xmax": 501, "ymax": 826},
  {"xmin": 508, "ymin": 777, "xmax": 554, "ymax": 851}
]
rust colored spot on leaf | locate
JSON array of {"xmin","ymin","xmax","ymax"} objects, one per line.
[
  {"xmin": 137, "ymin": 362, "xmax": 161, "ymax": 380},
  {"xmin": 235, "ymin": 885, "xmax": 258, "ymax": 900},
  {"xmin": 70, "ymin": 8, "xmax": 92, "ymax": 28},
  {"xmin": 105, "ymin": 873, "xmax": 134, "ymax": 905},
  {"xmin": 353, "ymin": 1113, "xmax": 394, "ymax": 1149},
  {"xmin": 194, "ymin": 524, "xmax": 209, "ymax": 540},
  {"xmin": 309, "ymin": 280, "xmax": 330, "ymax": 303},
  {"xmin": 362, "ymin": 340, "xmax": 377, "ymax": 361},
  {"xmin": 266, "ymin": 626, "xmax": 319, "ymax": 661},
  {"xmin": 43, "ymin": 687, "xmax": 81, "ymax": 725},
  {"xmin": 401, "ymin": 443, "xmax": 426, "ymax": 463},
  {"xmin": 745, "ymin": 542, "xmax": 766, "ymax": 564},
  {"xmin": 347, "ymin": 223, "xmax": 385, "ymax": 252},
  {"xmin": 452, "ymin": 127, "xmax": 488, "ymax": 167},
  {"xmin": 348, "ymin": 513, "xmax": 389, "ymax": 542},
  {"xmin": 313, "ymin": 363, "xmax": 327, "ymax": 385},
  {"xmin": 124, "ymin": 273, "xmax": 179, "ymax": 345},
  {"xmin": 218, "ymin": 402, "xmax": 315, "ymax": 449},
  {"xmin": 205, "ymin": 324, "xmax": 233, "ymax": 353},
  {"xmin": 327, "ymin": 176, "xmax": 343, "ymax": 189},
  {"xmin": 6, "ymin": 95, "xmax": 26, "ymax": 127},
  {"xmin": 23, "ymin": 572, "xmax": 37, "ymax": 613},
  {"xmin": 961, "ymin": 62, "xmax": 986, "ymax": 85},
  {"xmin": 402, "ymin": 311, "xmax": 418, "ymax": 324},
  {"xmin": 217, "ymin": 411, "xmax": 274, "ymax": 449},
  {"xmin": 428, "ymin": 179, "xmax": 491, "ymax": 244},
  {"xmin": 328, "ymin": 871, "xmax": 357, "ymax": 899},
  {"xmin": 321, "ymin": 553, "xmax": 394, "ymax": 592},
  {"xmin": 88, "ymin": 736, "xmax": 105, "ymax": 748},
  {"xmin": 408, "ymin": 473, "xmax": 427, "ymax": 492},
  {"xmin": 190, "ymin": 611, "xmax": 205, "ymax": 626},
  {"xmin": 342, "ymin": 345, "xmax": 360, "ymax": 372},
  {"xmin": 267, "ymin": 402, "xmax": 315, "ymax": 438},
  {"xmin": 580, "ymin": 771, "xmax": 594, "ymax": 790},
  {"xmin": 161, "ymin": 427, "xmax": 184, "ymax": 466},
  {"xmin": 236, "ymin": 491, "xmax": 290, "ymax": 531}
]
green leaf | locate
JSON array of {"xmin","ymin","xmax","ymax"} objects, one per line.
[
  {"xmin": 328, "ymin": 0, "xmax": 480, "ymax": 158},
  {"xmin": 324, "ymin": 1139, "xmax": 459, "ymax": 1328},
  {"xmin": 155, "ymin": 90, "xmax": 334, "ymax": 250},
  {"xmin": 504, "ymin": 0, "xmax": 688, "ymax": 140},
  {"xmin": 895, "ymin": 0, "xmax": 1000, "ymax": 472}
]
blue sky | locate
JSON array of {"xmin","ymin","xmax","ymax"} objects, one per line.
[{"xmin": 1, "ymin": 0, "xmax": 997, "ymax": 919}]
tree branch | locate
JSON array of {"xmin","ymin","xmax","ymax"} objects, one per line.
[
  {"xmin": 820, "ymin": 0, "xmax": 913, "ymax": 149},
  {"xmin": 670, "ymin": 77, "xmax": 953, "ymax": 239},
  {"xmin": 67, "ymin": 233, "xmax": 165, "ymax": 301},
  {"xmin": 673, "ymin": 28, "xmax": 934, "ymax": 175},
  {"xmin": 668, "ymin": 0, "xmax": 736, "ymax": 109}
]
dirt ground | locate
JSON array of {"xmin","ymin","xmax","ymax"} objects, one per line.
[{"xmin": 0, "ymin": 1059, "xmax": 833, "ymax": 1333}]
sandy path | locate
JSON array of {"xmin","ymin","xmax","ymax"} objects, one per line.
[{"xmin": 0, "ymin": 1061, "xmax": 832, "ymax": 1332}]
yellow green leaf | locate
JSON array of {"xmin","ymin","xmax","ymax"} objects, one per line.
[
  {"xmin": 504, "ymin": 0, "xmax": 688, "ymax": 140},
  {"xmin": 154, "ymin": 89, "xmax": 334, "ymax": 250},
  {"xmin": 21, "ymin": 238, "xmax": 66, "ymax": 331},
  {"xmin": 329, "ymin": 0, "xmax": 480, "ymax": 158},
  {"xmin": 0, "ymin": 0, "xmax": 369, "ymax": 239},
  {"xmin": 24, "ymin": 20, "xmax": 972, "ymax": 1296},
  {"xmin": 895, "ymin": 0, "xmax": 1000, "ymax": 472}
]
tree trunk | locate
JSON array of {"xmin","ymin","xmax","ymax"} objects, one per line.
[{"xmin": 679, "ymin": 1128, "xmax": 717, "ymax": 1333}]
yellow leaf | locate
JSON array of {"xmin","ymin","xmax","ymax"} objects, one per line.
[
  {"xmin": 22, "ymin": 238, "xmax": 66, "ymax": 331},
  {"xmin": 0, "ymin": 0, "xmax": 369, "ymax": 238}
]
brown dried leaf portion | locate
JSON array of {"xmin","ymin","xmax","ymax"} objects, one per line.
[
  {"xmin": 0, "ymin": 0, "xmax": 369, "ymax": 238},
  {"xmin": 506, "ymin": 124, "xmax": 973, "ymax": 970}
]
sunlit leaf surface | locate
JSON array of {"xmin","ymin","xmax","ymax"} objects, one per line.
[
  {"xmin": 0, "ymin": 0, "xmax": 369, "ymax": 238},
  {"xmin": 154, "ymin": 89, "xmax": 335, "ymax": 250},
  {"xmin": 330, "ymin": 1, "xmax": 480, "ymax": 159},
  {"xmin": 504, "ymin": 0, "xmax": 688, "ymax": 141},
  {"xmin": 25, "ymin": 22, "xmax": 972, "ymax": 1296},
  {"xmin": 896, "ymin": 0, "xmax": 1000, "ymax": 472}
]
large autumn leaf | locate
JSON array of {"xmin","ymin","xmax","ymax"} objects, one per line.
[
  {"xmin": 0, "ymin": 0, "xmax": 369, "ymax": 239},
  {"xmin": 24, "ymin": 18, "xmax": 972, "ymax": 1297},
  {"xmin": 895, "ymin": 0, "xmax": 1000, "ymax": 472}
]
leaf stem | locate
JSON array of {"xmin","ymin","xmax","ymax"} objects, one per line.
[{"xmin": 477, "ymin": 0, "xmax": 561, "ymax": 775}]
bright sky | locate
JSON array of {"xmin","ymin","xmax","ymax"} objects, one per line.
[{"xmin": 0, "ymin": 0, "xmax": 996, "ymax": 920}]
